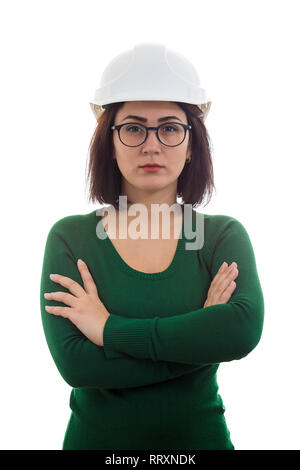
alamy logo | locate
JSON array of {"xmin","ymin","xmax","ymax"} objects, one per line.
[{"xmin": 95, "ymin": 196, "xmax": 204, "ymax": 250}]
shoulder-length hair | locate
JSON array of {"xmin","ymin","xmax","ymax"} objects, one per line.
[{"xmin": 85, "ymin": 101, "xmax": 215, "ymax": 210}]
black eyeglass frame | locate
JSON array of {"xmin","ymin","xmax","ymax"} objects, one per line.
[{"xmin": 111, "ymin": 122, "xmax": 192, "ymax": 147}]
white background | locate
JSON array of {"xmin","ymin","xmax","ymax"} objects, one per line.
[{"xmin": 1, "ymin": 0, "xmax": 299, "ymax": 450}]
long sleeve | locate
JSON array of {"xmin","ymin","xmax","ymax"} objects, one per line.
[
  {"xmin": 103, "ymin": 216, "xmax": 265, "ymax": 365},
  {"xmin": 40, "ymin": 223, "xmax": 205, "ymax": 390}
]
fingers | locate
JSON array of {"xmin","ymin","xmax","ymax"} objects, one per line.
[
  {"xmin": 212, "ymin": 262, "xmax": 236, "ymax": 286},
  {"xmin": 205, "ymin": 262, "xmax": 239, "ymax": 307},
  {"xmin": 219, "ymin": 280, "xmax": 237, "ymax": 304},
  {"xmin": 219, "ymin": 264, "xmax": 238, "ymax": 293},
  {"xmin": 44, "ymin": 291, "xmax": 77, "ymax": 307},
  {"xmin": 45, "ymin": 305, "xmax": 73, "ymax": 319},
  {"xmin": 211, "ymin": 262, "xmax": 238, "ymax": 294},
  {"xmin": 217, "ymin": 262, "xmax": 238, "ymax": 304},
  {"xmin": 225, "ymin": 279, "xmax": 237, "ymax": 294},
  {"xmin": 77, "ymin": 259, "xmax": 98, "ymax": 296},
  {"xmin": 47, "ymin": 259, "xmax": 98, "ymax": 300},
  {"xmin": 217, "ymin": 262, "xmax": 228, "ymax": 277},
  {"xmin": 49, "ymin": 273, "xmax": 85, "ymax": 297}
]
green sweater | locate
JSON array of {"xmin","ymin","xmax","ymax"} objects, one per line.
[{"xmin": 40, "ymin": 208, "xmax": 264, "ymax": 450}]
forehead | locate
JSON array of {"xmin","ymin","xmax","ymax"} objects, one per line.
[{"xmin": 115, "ymin": 100, "xmax": 186, "ymax": 121}]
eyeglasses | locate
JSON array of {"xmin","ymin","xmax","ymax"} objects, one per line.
[{"xmin": 111, "ymin": 122, "xmax": 192, "ymax": 147}]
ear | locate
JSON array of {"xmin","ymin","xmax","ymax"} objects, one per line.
[
  {"xmin": 187, "ymin": 128, "xmax": 192, "ymax": 152},
  {"xmin": 187, "ymin": 138, "xmax": 192, "ymax": 156}
]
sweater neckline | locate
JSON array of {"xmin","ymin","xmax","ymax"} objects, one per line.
[{"xmin": 97, "ymin": 208, "xmax": 188, "ymax": 280}]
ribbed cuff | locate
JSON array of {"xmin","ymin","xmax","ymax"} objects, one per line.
[{"xmin": 103, "ymin": 313, "xmax": 154, "ymax": 360}]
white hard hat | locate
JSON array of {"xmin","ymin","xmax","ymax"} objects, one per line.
[{"xmin": 89, "ymin": 42, "xmax": 212, "ymax": 122}]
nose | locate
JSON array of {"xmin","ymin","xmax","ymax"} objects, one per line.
[{"xmin": 142, "ymin": 129, "xmax": 162, "ymax": 148}]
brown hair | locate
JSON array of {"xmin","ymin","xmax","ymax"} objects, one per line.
[{"xmin": 85, "ymin": 101, "xmax": 215, "ymax": 210}]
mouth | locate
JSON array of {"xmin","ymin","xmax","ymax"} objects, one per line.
[
  {"xmin": 140, "ymin": 164, "xmax": 164, "ymax": 168},
  {"xmin": 140, "ymin": 165, "xmax": 163, "ymax": 172}
]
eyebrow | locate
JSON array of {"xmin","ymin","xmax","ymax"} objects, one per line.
[{"xmin": 121, "ymin": 115, "xmax": 183, "ymax": 123}]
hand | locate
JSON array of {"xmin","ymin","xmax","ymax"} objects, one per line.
[
  {"xmin": 203, "ymin": 261, "xmax": 239, "ymax": 308},
  {"xmin": 44, "ymin": 259, "xmax": 110, "ymax": 347}
]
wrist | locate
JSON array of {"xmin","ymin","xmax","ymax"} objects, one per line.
[{"xmin": 100, "ymin": 311, "xmax": 111, "ymax": 347}]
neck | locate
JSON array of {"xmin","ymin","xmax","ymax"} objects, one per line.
[{"xmin": 114, "ymin": 197, "xmax": 183, "ymax": 240}]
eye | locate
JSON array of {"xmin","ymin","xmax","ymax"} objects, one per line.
[
  {"xmin": 160, "ymin": 124, "xmax": 180, "ymax": 133},
  {"xmin": 125, "ymin": 125, "xmax": 143, "ymax": 133}
]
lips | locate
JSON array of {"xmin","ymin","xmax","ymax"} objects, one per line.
[{"xmin": 140, "ymin": 164, "xmax": 163, "ymax": 168}]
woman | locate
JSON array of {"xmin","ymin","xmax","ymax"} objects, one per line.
[{"xmin": 40, "ymin": 43, "xmax": 264, "ymax": 450}]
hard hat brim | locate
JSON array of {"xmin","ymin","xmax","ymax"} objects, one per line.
[{"xmin": 89, "ymin": 101, "xmax": 212, "ymax": 123}]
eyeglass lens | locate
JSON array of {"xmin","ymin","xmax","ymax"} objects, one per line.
[{"xmin": 119, "ymin": 123, "xmax": 186, "ymax": 147}]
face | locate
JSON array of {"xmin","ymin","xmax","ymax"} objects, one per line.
[{"xmin": 112, "ymin": 101, "xmax": 191, "ymax": 205}]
